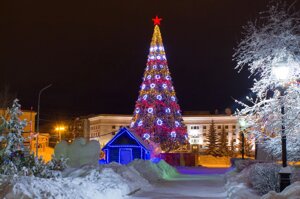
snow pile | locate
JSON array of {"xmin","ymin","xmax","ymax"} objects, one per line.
[
  {"xmin": 0, "ymin": 159, "xmax": 176, "ymax": 199},
  {"xmin": 129, "ymin": 159, "xmax": 178, "ymax": 182},
  {"xmin": 226, "ymin": 181, "xmax": 260, "ymax": 199},
  {"xmin": 262, "ymin": 181, "xmax": 300, "ymax": 199},
  {"xmin": 225, "ymin": 167, "xmax": 260, "ymax": 199},
  {"xmin": 2, "ymin": 168, "xmax": 130, "ymax": 199}
]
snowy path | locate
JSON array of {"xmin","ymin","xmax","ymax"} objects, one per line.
[{"xmin": 130, "ymin": 167, "xmax": 230, "ymax": 199}]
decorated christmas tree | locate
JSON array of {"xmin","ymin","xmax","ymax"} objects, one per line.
[{"xmin": 130, "ymin": 16, "xmax": 187, "ymax": 152}]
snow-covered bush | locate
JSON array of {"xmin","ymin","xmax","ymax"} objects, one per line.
[
  {"xmin": 249, "ymin": 163, "xmax": 280, "ymax": 195},
  {"xmin": 234, "ymin": 159, "xmax": 263, "ymax": 172},
  {"xmin": 47, "ymin": 155, "xmax": 68, "ymax": 171}
]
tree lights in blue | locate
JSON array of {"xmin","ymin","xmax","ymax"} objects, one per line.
[
  {"xmin": 147, "ymin": 107, "xmax": 154, "ymax": 114},
  {"xmin": 143, "ymin": 133, "xmax": 151, "ymax": 140},
  {"xmin": 138, "ymin": 120, "xmax": 143, "ymax": 126},
  {"xmin": 157, "ymin": 119, "xmax": 163, "ymax": 126},
  {"xmin": 170, "ymin": 131, "xmax": 176, "ymax": 138},
  {"xmin": 156, "ymin": 95, "xmax": 162, "ymax": 100}
]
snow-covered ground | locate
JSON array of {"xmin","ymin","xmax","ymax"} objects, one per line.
[
  {"xmin": 2, "ymin": 157, "xmax": 300, "ymax": 199},
  {"xmin": 130, "ymin": 167, "xmax": 228, "ymax": 199},
  {"xmin": 0, "ymin": 159, "xmax": 178, "ymax": 199}
]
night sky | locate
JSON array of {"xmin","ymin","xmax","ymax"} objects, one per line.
[{"xmin": 1, "ymin": 0, "xmax": 299, "ymax": 122}]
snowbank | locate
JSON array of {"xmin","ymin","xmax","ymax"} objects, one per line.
[
  {"xmin": 224, "ymin": 168, "xmax": 260, "ymax": 199},
  {"xmin": 129, "ymin": 159, "xmax": 179, "ymax": 182},
  {"xmin": 0, "ymin": 159, "xmax": 176, "ymax": 199},
  {"xmin": 262, "ymin": 181, "xmax": 300, "ymax": 199},
  {"xmin": 226, "ymin": 181, "xmax": 260, "ymax": 199}
]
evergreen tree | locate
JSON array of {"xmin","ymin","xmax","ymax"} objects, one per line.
[
  {"xmin": 130, "ymin": 16, "xmax": 187, "ymax": 152},
  {"xmin": 4, "ymin": 99, "xmax": 26, "ymax": 157},
  {"xmin": 218, "ymin": 126, "xmax": 229, "ymax": 157},
  {"xmin": 0, "ymin": 99, "xmax": 67, "ymax": 177},
  {"xmin": 205, "ymin": 120, "xmax": 218, "ymax": 156}
]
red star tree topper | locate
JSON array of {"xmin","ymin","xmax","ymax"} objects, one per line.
[
  {"xmin": 130, "ymin": 17, "xmax": 187, "ymax": 152},
  {"xmin": 152, "ymin": 16, "xmax": 162, "ymax": 25}
]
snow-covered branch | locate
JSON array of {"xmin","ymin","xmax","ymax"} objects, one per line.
[{"xmin": 234, "ymin": 2, "xmax": 300, "ymax": 161}]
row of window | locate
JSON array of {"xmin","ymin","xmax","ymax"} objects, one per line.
[
  {"xmin": 190, "ymin": 125, "xmax": 236, "ymax": 130},
  {"xmin": 90, "ymin": 131, "xmax": 116, "ymax": 138},
  {"xmin": 192, "ymin": 145, "xmax": 240, "ymax": 149},
  {"xmin": 202, "ymin": 132, "xmax": 237, "ymax": 136},
  {"xmin": 190, "ymin": 138, "xmax": 239, "ymax": 143}
]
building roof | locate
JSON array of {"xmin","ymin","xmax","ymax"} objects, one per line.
[{"xmin": 102, "ymin": 127, "xmax": 150, "ymax": 151}]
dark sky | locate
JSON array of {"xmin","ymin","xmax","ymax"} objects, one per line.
[{"xmin": 1, "ymin": 0, "xmax": 299, "ymax": 121}]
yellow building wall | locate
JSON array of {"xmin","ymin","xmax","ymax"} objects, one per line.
[{"xmin": 0, "ymin": 109, "xmax": 36, "ymax": 133}]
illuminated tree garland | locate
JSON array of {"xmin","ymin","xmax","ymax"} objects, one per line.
[{"xmin": 131, "ymin": 16, "xmax": 187, "ymax": 152}]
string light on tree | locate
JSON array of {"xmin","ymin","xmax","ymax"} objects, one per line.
[
  {"xmin": 171, "ymin": 131, "xmax": 176, "ymax": 138},
  {"xmin": 143, "ymin": 133, "xmax": 151, "ymax": 140},
  {"xmin": 130, "ymin": 16, "xmax": 187, "ymax": 152}
]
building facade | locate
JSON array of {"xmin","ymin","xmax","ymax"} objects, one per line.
[
  {"xmin": 87, "ymin": 114, "xmax": 244, "ymax": 152},
  {"xmin": 0, "ymin": 108, "xmax": 36, "ymax": 134},
  {"xmin": 0, "ymin": 108, "xmax": 37, "ymax": 151}
]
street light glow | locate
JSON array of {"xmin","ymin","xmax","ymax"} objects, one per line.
[
  {"xmin": 272, "ymin": 57, "xmax": 292, "ymax": 81},
  {"xmin": 55, "ymin": 126, "xmax": 66, "ymax": 131},
  {"xmin": 239, "ymin": 119, "xmax": 247, "ymax": 129},
  {"xmin": 272, "ymin": 65, "xmax": 290, "ymax": 81}
]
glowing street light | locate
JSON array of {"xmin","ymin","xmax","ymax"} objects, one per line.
[
  {"xmin": 55, "ymin": 126, "xmax": 65, "ymax": 131},
  {"xmin": 272, "ymin": 61, "xmax": 290, "ymax": 82},
  {"xmin": 55, "ymin": 125, "xmax": 66, "ymax": 142},
  {"xmin": 272, "ymin": 60, "xmax": 291, "ymax": 191}
]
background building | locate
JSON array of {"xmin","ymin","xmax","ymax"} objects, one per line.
[{"xmin": 87, "ymin": 112, "xmax": 245, "ymax": 152}]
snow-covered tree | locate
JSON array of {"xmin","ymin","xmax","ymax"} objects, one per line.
[
  {"xmin": 0, "ymin": 99, "xmax": 67, "ymax": 177},
  {"xmin": 5, "ymin": 99, "xmax": 27, "ymax": 157},
  {"xmin": 233, "ymin": 2, "xmax": 300, "ymax": 161}
]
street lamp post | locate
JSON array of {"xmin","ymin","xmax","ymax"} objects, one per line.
[
  {"xmin": 272, "ymin": 63, "xmax": 291, "ymax": 191},
  {"xmin": 239, "ymin": 119, "xmax": 247, "ymax": 160},
  {"xmin": 36, "ymin": 84, "xmax": 52, "ymax": 158},
  {"xmin": 241, "ymin": 131, "xmax": 245, "ymax": 159}
]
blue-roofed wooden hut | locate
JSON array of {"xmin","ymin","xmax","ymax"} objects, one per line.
[{"xmin": 102, "ymin": 127, "xmax": 151, "ymax": 164}]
